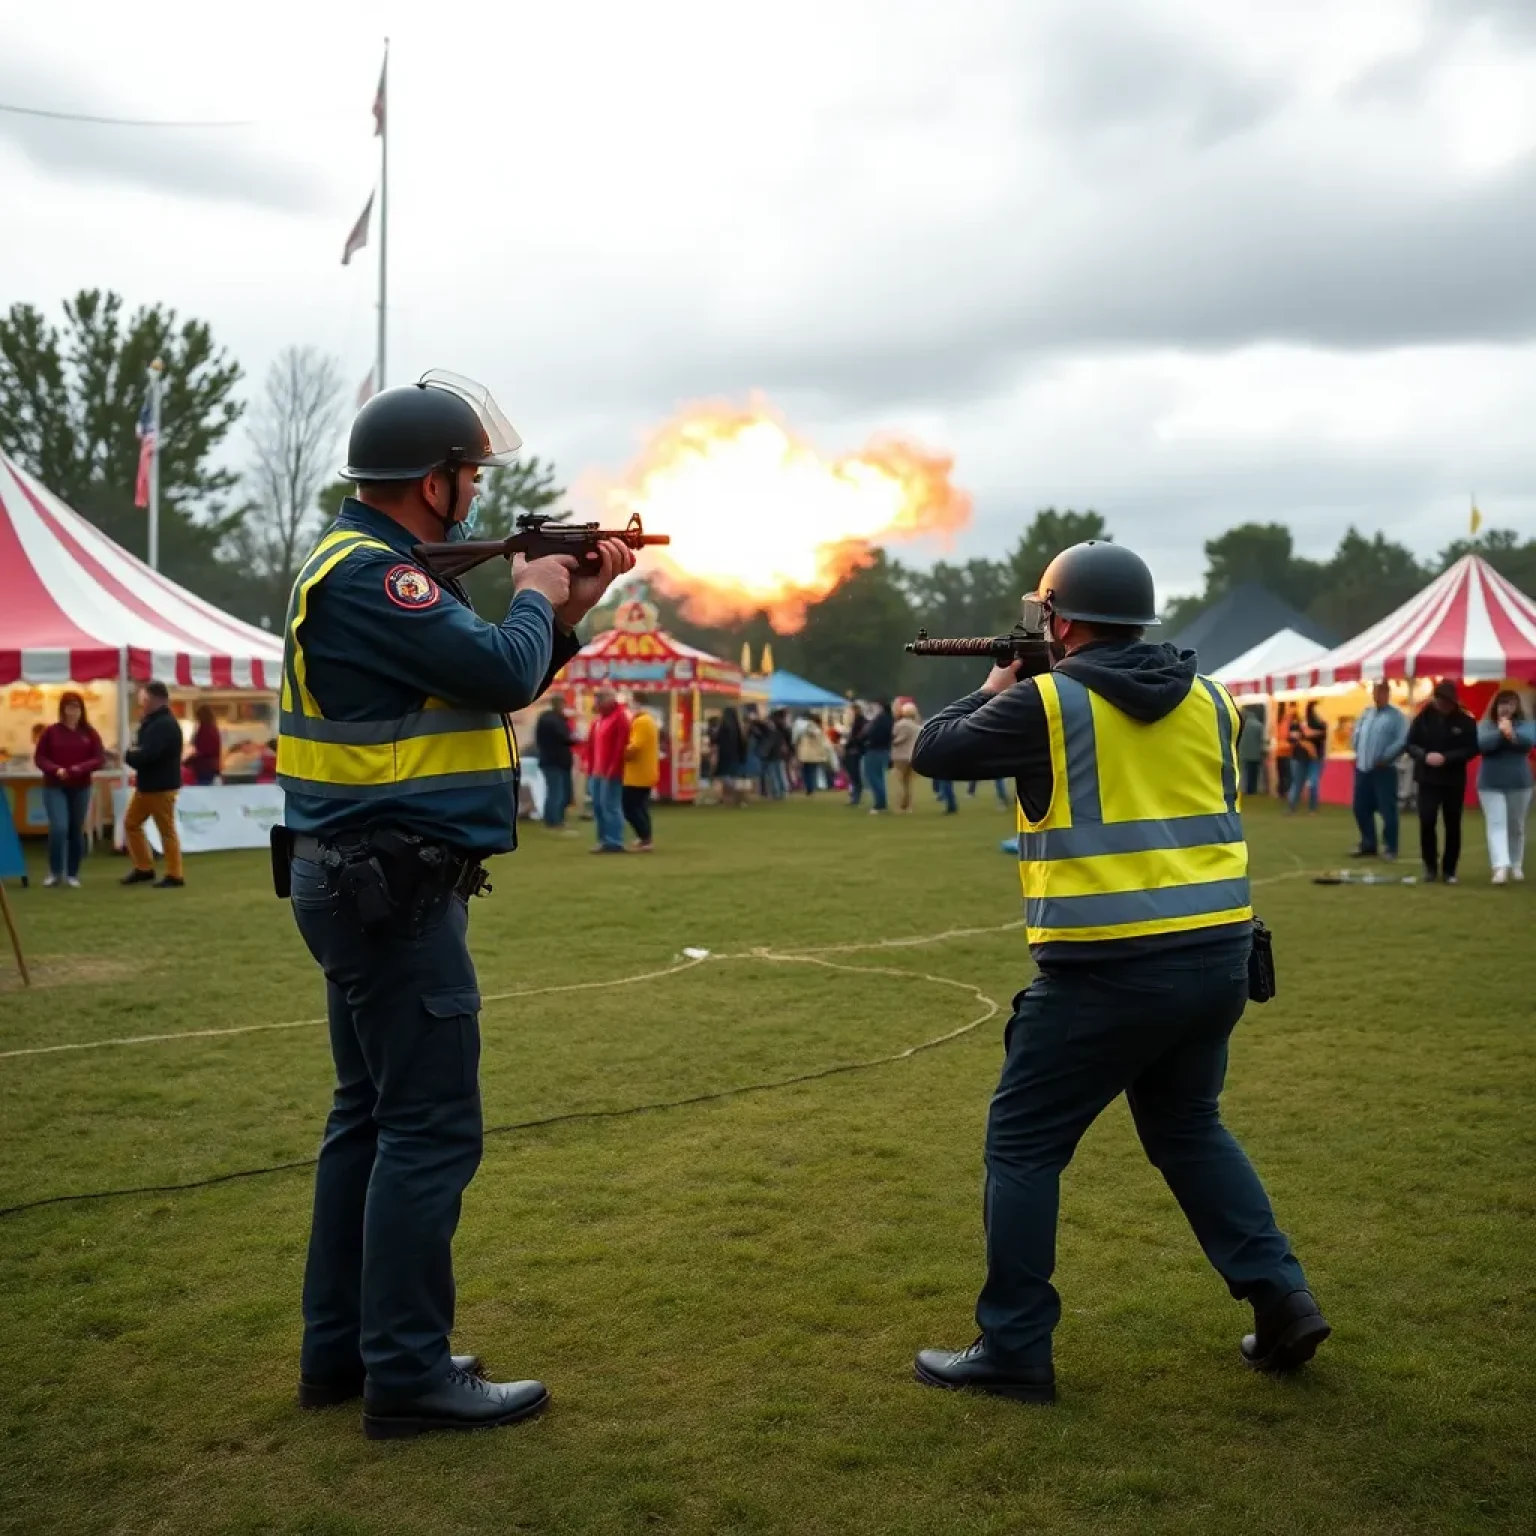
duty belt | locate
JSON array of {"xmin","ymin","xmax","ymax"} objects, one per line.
[{"xmin": 291, "ymin": 830, "xmax": 492, "ymax": 905}]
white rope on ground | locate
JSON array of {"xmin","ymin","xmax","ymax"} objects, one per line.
[{"xmin": 0, "ymin": 868, "xmax": 1309, "ymax": 1063}]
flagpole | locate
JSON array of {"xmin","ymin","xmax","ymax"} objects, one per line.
[
  {"xmin": 377, "ymin": 38, "xmax": 389, "ymax": 392},
  {"xmin": 147, "ymin": 357, "xmax": 164, "ymax": 571}
]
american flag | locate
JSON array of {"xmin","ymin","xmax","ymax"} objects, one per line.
[{"xmin": 134, "ymin": 396, "xmax": 156, "ymax": 510}]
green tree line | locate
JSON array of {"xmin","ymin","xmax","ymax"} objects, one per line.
[{"xmin": 4, "ymin": 291, "xmax": 1531, "ymax": 714}]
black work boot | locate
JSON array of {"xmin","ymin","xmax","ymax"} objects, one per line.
[
  {"xmin": 362, "ymin": 1364, "xmax": 549, "ymax": 1439},
  {"xmin": 298, "ymin": 1354, "xmax": 484, "ymax": 1409},
  {"xmin": 913, "ymin": 1338, "xmax": 1056, "ymax": 1404},
  {"xmin": 1241, "ymin": 1290, "xmax": 1331, "ymax": 1373}
]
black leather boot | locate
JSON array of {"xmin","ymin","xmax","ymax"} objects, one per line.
[
  {"xmin": 298, "ymin": 1354, "xmax": 483, "ymax": 1409},
  {"xmin": 362, "ymin": 1364, "xmax": 549, "ymax": 1439},
  {"xmin": 914, "ymin": 1339, "xmax": 1056, "ymax": 1404},
  {"xmin": 1241, "ymin": 1289, "xmax": 1331, "ymax": 1373}
]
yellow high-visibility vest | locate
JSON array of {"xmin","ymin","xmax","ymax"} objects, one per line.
[
  {"xmin": 276, "ymin": 529, "xmax": 517, "ymax": 801},
  {"xmin": 1018, "ymin": 671, "xmax": 1252, "ymax": 952}
]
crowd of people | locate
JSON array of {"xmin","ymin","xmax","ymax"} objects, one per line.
[
  {"xmin": 1236, "ymin": 681, "xmax": 1534, "ymax": 884},
  {"xmin": 525, "ymin": 693, "xmax": 1016, "ymax": 854}
]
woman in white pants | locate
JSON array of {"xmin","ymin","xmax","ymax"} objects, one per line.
[{"xmin": 1476, "ymin": 690, "xmax": 1535, "ymax": 884}]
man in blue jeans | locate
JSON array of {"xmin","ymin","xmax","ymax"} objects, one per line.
[
  {"xmin": 534, "ymin": 695, "xmax": 574, "ymax": 830},
  {"xmin": 1350, "ymin": 681, "xmax": 1408, "ymax": 860}
]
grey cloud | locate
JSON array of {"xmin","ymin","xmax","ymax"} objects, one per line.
[{"xmin": 0, "ymin": 54, "xmax": 335, "ymax": 214}]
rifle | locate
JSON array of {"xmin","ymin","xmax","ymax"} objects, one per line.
[
  {"xmin": 905, "ymin": 622, "xmax": 1052, "ymax": 676},
  {"xmin": 413, "ymin": 511, "xmax": 669, "ymax": 582}
]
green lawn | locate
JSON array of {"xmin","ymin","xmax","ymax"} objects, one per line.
[{"xmin": 1, "ymin": 792, "xmax": 1531, "ymax": 1536}]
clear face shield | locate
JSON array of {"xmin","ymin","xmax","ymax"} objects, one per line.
[
  {"xmin": 1019, "ymin": 594, "xmax": 1050, "ymax": 634},
  {"xmin": 418, "ymin": 369, "xmax": 524, "ymax": 466},
  {"xmin": 418, "ymin": 369, "xmax": 524, "ymax": 539}
]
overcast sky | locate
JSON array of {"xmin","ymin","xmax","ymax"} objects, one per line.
[{"xmin": 3, "ymin": 0, "xmax": 1534, "ymax": 597}]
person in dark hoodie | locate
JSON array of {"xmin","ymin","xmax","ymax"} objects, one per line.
[
  {"xmin": 1406, "ymin": 678, "xmax": 1480, "ymax": 883},
  {"xmin": 907, "ymin": 539, "xmax": 1325, "ymax": 1406}
]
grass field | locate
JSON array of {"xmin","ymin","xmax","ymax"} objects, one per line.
[{"xmin": 1, "ymin": 790, "xmax": 1532, "ymax": 1536}]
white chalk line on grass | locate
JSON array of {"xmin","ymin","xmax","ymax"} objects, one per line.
[{"xmin": 0, "ymin": 868, "xmax": 1307, "ymax": 1063}]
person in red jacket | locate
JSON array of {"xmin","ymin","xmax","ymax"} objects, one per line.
[
  {"xmin": 588, "ymin": 688, "xmax": 632, "ymax": 853},
  {"xmin": 185, "ymin": 704, "xmax": 223, "ymax": 785},
  {"xmin": 34, "ymin": 691, "xmax": 106, "ymax": 887}
]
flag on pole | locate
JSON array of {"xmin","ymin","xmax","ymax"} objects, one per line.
[
  {"xmin": 373, "ymin": 56, "xmax": 386, "ymax": 136},
  {"xmin": 342, "ymin": 191, "xmax": 373, "ymax": 265},
  {"xmin": 134, "ymin": 397, "xmax": 156, "ymax": 510},
  {"xmin": 356, "ymin": 369, "xmax": 375, "ymax": 408},
  {"xmin": 1470, "ymin": 498, "xmax": 1483, "ymax": 536}
]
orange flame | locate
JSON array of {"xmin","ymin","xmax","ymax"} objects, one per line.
[{"xmin": 600, "ymin": 398, "xmax": 972, "ymax": 630}]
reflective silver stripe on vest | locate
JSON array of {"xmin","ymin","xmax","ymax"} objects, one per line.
[
  {"xmin": 277, "ymin": 769, "xmax": 515, "ymax": 801},
  {"xmin": 1026, "ymin": 876, "xmax": 1253, "ymax": 931},
  {"xmin": 278, "ymin": 708, "xmax": 504, "ymax": 745},
  {"xmin": 1055, "ymin": 675, "xmax": 1103, "ymax": 823},
  {"xmin": 1198, "ymin": 678, "xmax": 1239, "ymax": 812},
  {"xmin": 1019, "ymin": 811, "xmax": 1244, "ymax": 862}
]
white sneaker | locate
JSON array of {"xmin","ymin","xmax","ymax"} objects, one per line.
[
  {"xmin": 1514, "ymin": 868, "xmax": 1526, "ymax": 882},
  {"xmin": 66, "ymin": 876, "xmax": 82, "ymax": 888},
  {"xmin": 1492, "ymin": 867, "xmax": 1509, "ymax": 885},
  {"xmin": 43, "ymin": 874, "xmax": 60, "ymax": 888}
]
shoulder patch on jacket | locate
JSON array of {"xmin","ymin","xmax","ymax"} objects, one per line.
[{"xmin": 383, "ymin": 565, "xmax": 441, "ymax": 610}]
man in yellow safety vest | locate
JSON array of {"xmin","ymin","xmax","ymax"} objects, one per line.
[{"xmin": 909, "ymin": 539, "xmax": 1328, "ymax": 1405}]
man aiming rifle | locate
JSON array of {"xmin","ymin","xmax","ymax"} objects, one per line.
[{"xmin": 903, "ymin": 539, "xmax": 1324, "ymax": 1406}]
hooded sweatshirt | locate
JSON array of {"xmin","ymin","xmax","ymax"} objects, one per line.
[{"xmin": 910, "ymin": 639, "xmax": 1198, "ymax": 823}]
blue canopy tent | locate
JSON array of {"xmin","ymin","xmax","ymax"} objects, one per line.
[{"xmin": 765, "ymin": 670, "xmax": 846, "ymax": 710}]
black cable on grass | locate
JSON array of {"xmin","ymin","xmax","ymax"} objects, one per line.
[{"xmin": 0, "ymin": 1028, "xmax": 980, "ymax": 1221}]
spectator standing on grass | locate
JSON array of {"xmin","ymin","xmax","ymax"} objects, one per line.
[
  {"xmin": 844, "ymin": 706, "xmax": 869, "ymax": 805},
  {"xmin": 34, "ymin": 691, "xmax": 105, "ymax": 888},
  {"xmin": 891, "ymin": 702, "xmax": 921, "ymax": 813},
  {"xmin": 1286, "ymin": 701, "xmax": 1327, "ymax": 814},
  {"xmin": 907, "ymin": 538, "xmax": 1326, "ymax": 1405},
  {"xmin": 589, "ymin": 688, "xmax": 631, "ymax": 852},
  {"xmin": 862, "ymin": 699, "xmax": 894, "ymax": 812},
  {"xmin": 1477, "ymin": 690, "xmax": 1535, "ymax": 884},
  {"xmin": 121, "ymin": 681, "xmax": 186, "ymax": 889},
  {"xmin": 1348, "ymin": 682, "xmax": 1408, "ymax": 861},
  {"xmin": 714, "ymin": 705, "xmax": 747, "ymax": 807},
  {"xmin": 1238, "ymin": 707, "xmax": 1267, "ymax": 797},
  {"xmin": 767, "ymin": 709, "xmax": 794, "ymax": 796},
  {"xmin": 1272, "ymin": 702, "xmax": 1291, "ymax": 800},
  {"xmin": 968, "ymin": 779, "xmax": 1011, "ymax": 806},
  {"xmin": 622, "ymin": 706, "xmax": 660, "ymax": 850},
  {"xmin": 185, "ymin": 704, "xmax": 223, "ymax": 786},
  {"xmin": 1407, "ymin": 679, "xmax": 1479, "ymax": 883},
  {"xmin": 795, "ymin": 712, "xmax": 832, "ymax": 793},
  {"xmin": 535, "ymin": 694, "xmax": 575, "ymax": 831}
]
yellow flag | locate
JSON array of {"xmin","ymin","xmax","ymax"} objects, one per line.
[
  {"xmin": 1470, "ymin": 499, "xmax": 1483, "ymax": 536},
  {"xmin": 740, "ymin": 642, "xmax": 752, "ymax": 673},
  {"xmin": 761, "ymin": 642, "xmax": 776, "ymax": 674}
]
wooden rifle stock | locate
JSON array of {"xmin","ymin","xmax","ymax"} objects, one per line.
[{"xmin": 905, "ymin": 627, "xmax": 1052, "ymax": 674}]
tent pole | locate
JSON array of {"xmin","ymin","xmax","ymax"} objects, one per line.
[{"xmin": 117, "ymin": 648, "xmax": 131, "ymax": 850}]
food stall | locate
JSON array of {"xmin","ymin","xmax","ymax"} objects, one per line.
[
  {"xmin": 552, "ymin": 596, "xmax": 743, "ymax": 802},
  {"xmin": 1220, "ymin": 555, "xmax": 1536, "ymax": 807},
  {"xmin": 1, "ymin": 451, "xmax": 284, "ymax": 851}
]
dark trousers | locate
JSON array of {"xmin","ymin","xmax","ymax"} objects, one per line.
[
  {"xmin": 540, "ymin": 765, "xmax": 572, "ymax": 827},
  {"xmin": 1417, "ymin": 780, "xmax": 1465, "ymax": 877},
  {"xmin": 291, "ymin": 856, "xmax": 484, "ymax": 1397},
  {"xmin": 1242, "ymin": 760, "xmax": 1263, "ymax": 797},
  {"xmin": 847, "ymin": 754, "xmax": 864, "ymax": 804},
  {"xmin": 1352, "ymin": 765, "xmax": 1399, "ymax": 854},
  {"xmin": 42, "ymin": 783, "xmax": 90, "ymax": 877},
  {"xmin": 977, "ymin": 942, "xmax": 1307, "ymax": 1365},
  {"xmin": 621, "ymin": 785, "xmax": 653, "ymax": 842},
  {"xmin": 935, "ymin": 779, "xmax": 957, "ymax": 812}
]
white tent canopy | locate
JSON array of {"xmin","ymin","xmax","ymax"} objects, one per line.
[{"xmin": 1210, "ymin": 628, "xmax": 1328, "ymax": 689}]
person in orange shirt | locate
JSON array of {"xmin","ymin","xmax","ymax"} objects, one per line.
[{"xmin": 622, "ymin": 705, "xmax": 661, "ymax": 850}]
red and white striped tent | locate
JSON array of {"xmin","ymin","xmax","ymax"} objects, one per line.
[
  {"xmin": 0, "ymin": 451, "xmax": 282, "ymax": 689},
  {"xmin": 1225, "ymin": 555, "xmax": 1536, "ymax": 695}
]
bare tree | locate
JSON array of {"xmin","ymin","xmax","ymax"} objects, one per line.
[{"xmin": 234, "ymin": 346, "xmax": 347, "ymax": 626}]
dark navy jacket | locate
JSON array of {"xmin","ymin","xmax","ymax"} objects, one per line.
[{"xmin": 283, "ymin": 500, "xmax": 581, "ymax": 855}]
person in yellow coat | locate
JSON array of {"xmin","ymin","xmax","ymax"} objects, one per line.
[{"xmin": 622, "ymin": 704, "xmax": 661, "ymax": 850}]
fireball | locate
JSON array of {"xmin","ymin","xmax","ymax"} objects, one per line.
[{"xmin": 600, "ymin": 399, "xmax": 971, "ymax": 629}]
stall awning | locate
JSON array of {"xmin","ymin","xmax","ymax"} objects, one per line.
[
  {"xmin": 1224, "ymin": 555, "xmax": 1536, "ymax": 694},
  {"xmin": 0, "ymin": 452, "xmax": 283, "ymax": 688}
]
